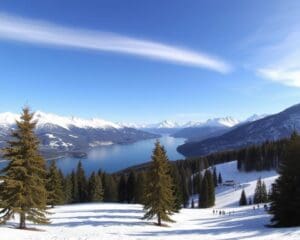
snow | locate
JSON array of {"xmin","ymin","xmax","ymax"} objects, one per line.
[
  {"xmin": 1, "ymin": 161, "xmax": 299, "ymax": 240},
  {"xmin": 45, "ymin": 133, "xmax": 56, "ymax": 139},
  {"xmin": 0, "ymin": 111, "xmax": 122, "ymax": 130},
  {"xmin": 1, "ymin": 203, "xmax": 299, "ymax": 240}
]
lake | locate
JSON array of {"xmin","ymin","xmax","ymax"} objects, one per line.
[{"xmin": 54, "ymin": 135, "xmax": 185, "ymax": 174}]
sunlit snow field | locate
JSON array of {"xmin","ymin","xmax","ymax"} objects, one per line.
[{"xmin": 1, "ymin": 161, "xmax": 299, "ymax": 240}]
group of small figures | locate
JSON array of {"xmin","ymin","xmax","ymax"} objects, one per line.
[
  {"xmin": 212, "ymin": 204, "xmax": 269, "ymax": 216},
  {"xmin": 212, "ymin": 209, "xmax": 235, "ymax": 216}
]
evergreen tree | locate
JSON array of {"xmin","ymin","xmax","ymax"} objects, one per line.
[
  {"xmin": 118, "ymin": 174, "xmax": 127, "ymax": 203},
  {"xmin": 199, "ymin": 175, "xmax": 209, "ymax": 208},
  {"xmin": 180, "ymin": 168, "xmax": 190, "ymax": 208},
  {"xmin": 239, "ymin": 189, "xmax": 248, "ymax": 206},
  {"xmin": 253, "ymin": 178, "xmax": 268, "ymax": 204},
  {"xmin": 76, "ymin": 161, "xmax": 88, "ymax": 202},
  {"xmin": 63, "ymin": 174, "xmax": 73, "ymax": 204},
  {"xmin": 170, "ymin": 166, "xmax": 183, "ymax": 211},
  {"xmin": 270, "ymin": 132, "xmax": 300, "ymax": 227},
  {"xmin": 71, "ymin": 170, "xmax": 79, "ymax": 203},
  {"xmin": 135, "ymin": 172, "xmax": 146, "ymax": 204},
  {"xmin": 218, "ymin": 172, "xmax": 223, "ymax": 185},
  {"xmin": 213, "ymin": 167, "xmax": 218, "ymax": 187},
  {"xmin": 206, "ymin": 170, "xmax": 215, "ymax": 207},
  {"xmin": 143, "ymin": 141, "xmax": 176, "ymax": 226},
  {"xmin": 103, "ymin": 173, "xmax": 118, "ymax": 202},
  {"xmin": 46, "ymin": 161, "xmax": 64, "ymax": 207},
  {"xmin": 88, "ymin": 172, "xmax": 104, "ymax": 202},
  {"xmin": 127, "ymin": 171, "xmax": 136, "ymax": 203},
  {"xmin": 0, "ymin": 108, "xmax": 49, "ymax": 228}
]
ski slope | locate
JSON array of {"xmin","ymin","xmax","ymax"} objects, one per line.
[{"xmin": 1, "ymin": 161, "xmax": 299, "ymax": 240}]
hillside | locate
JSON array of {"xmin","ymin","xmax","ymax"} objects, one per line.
[
  {"xmin": 2, "ymin": 161, "xmax": 300, "ymax": 240},
  {"xmin": 178, "ymin": 103, "xmax": 300, "ymax": 157}
]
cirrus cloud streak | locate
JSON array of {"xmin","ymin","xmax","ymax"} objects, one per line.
[{"xmin": 0, "ymin": 13, "xmax": 231, "ymax": 73}]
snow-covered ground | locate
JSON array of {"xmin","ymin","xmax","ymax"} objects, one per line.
[{"xmin": 1, "ymin": 161, "xmax": 300, "ymax": 240}]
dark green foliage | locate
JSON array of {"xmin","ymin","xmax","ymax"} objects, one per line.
[
  {"xmin": 102, "ymin": 173, "xmax": 118, "ymax": 202},
  {"xmin": 135, "ymin": 172, "xmax": 146, "ymax": 204},
  {"xmin": 239, "ymin": 189, "xmax": 247, "ymax": 206},
  {"xmin": 71, "ymin": 171, "xmax": 79, "ymax": 203},
  {"xmin": 0, "ymin": 108, "xmax": 49, "ymax": 228},
  {"xmin": 270, "ymin": 132, "xmax": 300, "ymax": 227},
  {"xmin": 199, "ymin": 175, "xmax": 209, "ymax": 208},
  {"xmin": 118, "ymin": 174, "xmax": 127, "ymax": 203},
  {"xmin": 143, "ymin": 141, "xmax": 176, "ymax": 226},
  {"xmin": 237, "ymin": 140, "xmax": 286, "ymax": 172},
  {"xmin": 213, "ymin": 167, "xmax": 218, "ymax": 187},
  {"xmin": 199, "ymin": 170, "xmax": 215, "ymax": 208},
  {"xmin": 170, "ymin": 166, "xmax": 183, "ymax": 211},
  {"xmin": 63, "ymin": 174, "xmax": 73, "ymax": 203},
  {"xmin": 88, "ymin": 172, "xmax": 104, "ymax": 202},
  {"xmin": 46, "ymin": 161, "xmax": 64, "ymax": 207},
  {"xmin": 218, "ymin": 172, "xmax": 223, "ymax": 185},
  {"xmin": 253, "ymin": 178, "xmax": 268, "ymax": 204},
  {"xmin": 76, "ymin": 161, "xmax": 88, "ymax": 202},
  {"xmin": 126, "ymin": 171, "xmax": 136, "ymax": 203}
]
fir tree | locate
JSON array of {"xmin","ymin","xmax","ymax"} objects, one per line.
[
  {"xmin": 218, "ymin": 172, "xmax": 223, "ymax": 185},
  {"xmin": 0, "ymin": 108, "xmax": 49, "ymax": 229},
  {"xmin": 270, "ymin": 132, "xmax": 300, "ymax": 227},
  {"xmin": 143, "ymin": 141, "xmax": 176, "ymax": 226},
  {"xmin": 71, "ymin": 170, "xmax": 79, "ymax": 203},
  {"xmin": 126, "ymin": 171, "xmax": 136, "ymax": 203},
  {"xmin": 63, "ymin": 174, "xmax": 73, "ymax": 204},
  {"xmin": 206, "ymin": 170, "xmax": 215, "ymax": 207},
  {"xmin": 170, "ymin": 166, "xmax": 183, "ymax": 211},
  {"xmin": 135, "ymin": 172, "xmax": 146, "ymax": 204},
  {"xmin": 118, "ymin": 174, "xmax": 127, "ymax": 203},
  {"xmin": 199, "ymin": 170, "xmax": 215, "ymax": 208},
  {"xmin": 103, "ymin": 173, "xmax": 118, "ymax": 202},
  {"xmin": 253, "ymin": 178, "xmax": 268, "ymax": 204},
  {"xmin": 199, "ymin": 175, "xmax": 209, "ymax": 208},
  {"xmin": 76, "ymin": 161, "xmax": 88, "ymax": 202},
  {"xmin": 46, "ymin": 161, "xmax": 64, "ymax": 207},
  {"xmin": 239, "ymin": 189, "xmax": 247, "ymax": 206},
  {"xmin": 88, "ymin": 172, "xmax": 103, "ymax": 202},
  {"xmin": 213, "ymin": 167, "xmax": 218, "ymax": 187}
]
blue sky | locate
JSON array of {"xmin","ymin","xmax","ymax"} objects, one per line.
[{"xmin": 0, "ymin": 0, "xmax": 300, "ymax": 123}]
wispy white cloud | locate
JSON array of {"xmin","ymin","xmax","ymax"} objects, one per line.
[
  {"xmin": 258, "ymin": 68, "xmax": 300, "ymax": 88},
  {"xmin": 243, "ymin": 6, "xmax": 300, "ymax": 88},
  {"xmin": 0, "ymin": 13, "xmax": 231, "ymax": 73}
]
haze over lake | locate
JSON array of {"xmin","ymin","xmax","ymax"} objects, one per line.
[{"xmin": 54, "ymin": 135, "xmax": 185, "ymax": 174}]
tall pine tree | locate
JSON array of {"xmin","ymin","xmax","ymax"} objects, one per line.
[
  {"xmin": 88, "ymin": 172, "xmax": 103, "ymax": 202},
  {"xmin": 143, "ymin": 141, "xmax": 176, "ymax": 226},
  {"xmin": 0, "ymin": 108, "xmax": 49, "ymax": 229},
  {"xmin": 46, "ymin": 161, "xmax": 64, "ymax": 207},
  {"xmin": 270, "ymin": 132, "xmax": 300, "ymax": 227},
  {"xmin": 239, "ymin": 189, "xmax": 248, "ymax": 206}
]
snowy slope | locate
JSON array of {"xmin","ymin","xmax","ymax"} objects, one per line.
[
  {"xmin": 1, "ymin": 161, "xmax": 300, "ymax": 240},
  {"xmin": 189, "ymin": 161, "xmax": 278, "ymax": 208},
  {"xmin": 2, "ymin": 202, "xmax": 299, "ymax": 240},
  {"xmin": 214, "ymin": 161, "xmax": 277, "ymax": 207}
]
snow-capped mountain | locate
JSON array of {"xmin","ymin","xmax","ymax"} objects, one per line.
[
  {"xmin": 244, "ymin": 114, "xmax": 268, "ymax": 123},
  {"xmin": 177, "ymin": 103, "xmax": 300, "ymax": 157},
  {"xmin": 0, "ymin": 111, "xmax": 159, "ymax": 158}
]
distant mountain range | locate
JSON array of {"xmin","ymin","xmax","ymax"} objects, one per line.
[
  {"xmin": 0, "ymin": 111, "xmax": 159, "ymax": 159},
  {"xmin": 177, "ymin": 104, "xmax": 300, "ymax": 157},
  {"xmin": 173, "ymin": 115, "xmax": 267, "ymax": 142}
]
